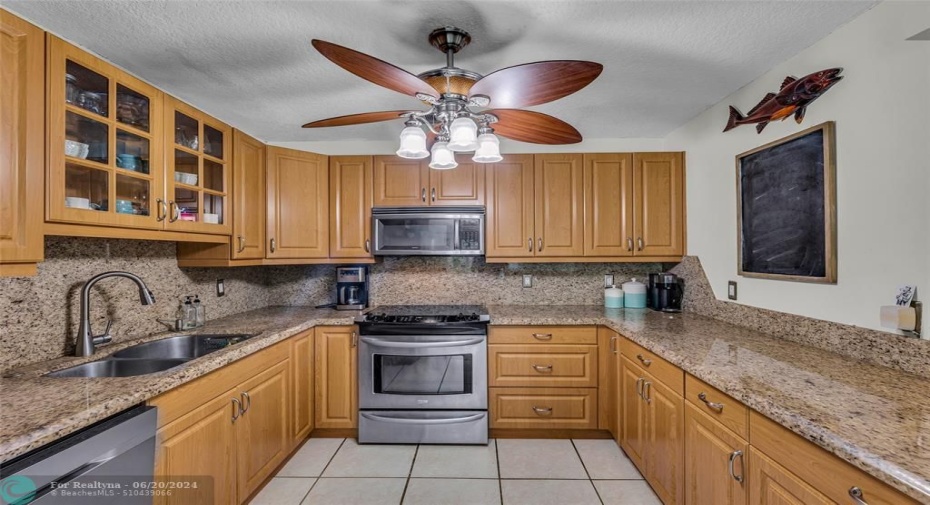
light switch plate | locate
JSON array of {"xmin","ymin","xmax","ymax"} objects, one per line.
[
  {"xmin": 604, "ymin": 274, "xmax": 615, "ymax": 288},
  {"xmin": 727, "ymin": 281, "xmax": 737, "ymax": 300},
  {"xmin": 217, "ymin": 279, "xmax": 225, "ymax": 297},
  {"xmin": 522, "ymin": 275, "xmax": 533, "ymax": 288}
]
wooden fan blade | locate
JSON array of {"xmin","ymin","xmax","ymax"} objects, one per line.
[
  {"xmin": 312, "ymin": 40, "xmax": 436, "ymax": 99},
  {"xmin": 489, "ymin": 109, "xmax": 582, "ymax": 144},
  {"xmin": 302, "ymin": 110, "xmax": 408, "ymax": 128},
  {"xmin": 470, "ymin": 61, "xmax": 603, "ymax": 108}
]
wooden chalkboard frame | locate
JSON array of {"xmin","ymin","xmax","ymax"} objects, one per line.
[{"xmin": 736, "ymin": 121, "xmax": 837, "ymax": 283}]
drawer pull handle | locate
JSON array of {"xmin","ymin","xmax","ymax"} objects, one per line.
[
  {"xmin": 231, "ymin": 397, "xmax": 242, "ymax": 422},
  {"xmin": 643, "ymin": 381, "xmax": 652, "ymax": 403},
  {"xmin": 636, "ymin": 354, "xmax": 652, "ymax": 366},
  {"xmin": 728, "ymin": 450, "xmax": 745, "ymax": 484},
  {"xmin": 697, "ymin": 392, "xmax": 725, "ymax": 412},
  {"xmin": 635, "ymin": 377, "xmax": 645, "ymax": 399},
  {"xmin": 532, "ymin": 406, "xmax": 553, "ymax": 416},
  {"xmin": 609, "ymin": 335, "xmax": 618, "ymax": 354},
  {"xmin": 532, "ymin": 333, "xmax": 553, "ymax": 340},
  {"xmin": 240, "ymin": 391, "xmax": 251, "ymax": 414},
  {"xmin": 848, "ymin": 487, "xmax": 869, "ymax": 505},
  {"xmin": 528, "ymin": 237, "xmax": 533, "ymax": 252},
  {"xmin": 532, "ymin": 364, "xmax": 553, "ymax": 373}
]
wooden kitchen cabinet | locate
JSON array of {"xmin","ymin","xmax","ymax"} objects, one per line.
[
  {"xmin": 485, "ymin": 154, "xmax": 535, "ymax": 258},
  {"xmin": 597, "ymin": 327, "xmax": 621, "ymax": 438},
  {"xmin": 330, "ymin": 155, "xmax": 373, "ymax": 259},
  {"xmin": 266, "ymin": 146, "xmax": 329, "ymax": 259},
  {"xmin": 231, "ymin": 130, "xmax": 266, "ymax": 259},
  {"xmin": 684, "ymin": 403, "xmax": 748, "ymax": 505},
  {"xmin": 0, "ymin": 11, "xmax": 44, "ymax": 276},
  {"xmin": 620, "ymin": 356, "xmax": 647, "ymax": 470},
  {"xmin": 236, "ymin": 359, "xmax": 289, "ymax": 500},
  {"xmin": 534, "ymin": 154, "xmax": 584, "ymax": 257},
  {"xmin": 633, "ymin": 152, "xmax": 685, "ymax": 257},
  {"xmin": 584, "ymin": 153, "xmax": 634, "ymax": 257},
  {"xmin": 749, "ymin": 448, "xmax": 832, "ymax": 505},
  {"xmin": 290, "ymin": 329, "xmax": 314, "ymax": 448},
  {"xmin": 373, "ymin": 156, "xmax": 484, "ymax": 207},
  {"xmin": 314, "ymin": 325, "xmax": 358, "ymax": 429}
]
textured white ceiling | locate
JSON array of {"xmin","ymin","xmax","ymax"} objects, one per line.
[{"xmin": 6, "ymin": 1, "xmax": 875, "ymax": 144}]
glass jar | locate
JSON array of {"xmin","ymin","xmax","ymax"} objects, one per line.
[{"xmin": 65, "ymin": 74, "xmax": 80, "ymax": 104}]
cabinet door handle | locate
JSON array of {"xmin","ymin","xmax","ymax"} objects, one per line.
[
  {"xmin": 635, "ymin": 377, "xmax": 645, "ymax": 399},
  {"xmin": 231, "ymin": 397, "xmax": 242, "ymax": 422},
  {"xmin": 421, "ymin": 188, "xmax": 427, "ymax": 202},
  {"xmin": 636, "ymin": 354, "xmax": 652, "ymax": 366},
  {"xmin": 351, "ymin": 331, "xmax": 358, "ymax": 348},
  {"xmin": 637, "ymin": 237, "xmax": 644, "ymax": 251},
  {"xmin": 532, "ymin": 333, "xmax": 553, "ymax": 341},
  {"xmin": 537, "ymin": 237, "xmax": 543, "ymax": 252},
  {"xmin": 528, "ymin": 237, "xmax": 533, "ymax": 252},
  {"xmin": 237, "ymin": 236, "xmax": 246, "ymax": 253},
  {"xmin": 728, "ymin": 450, "xmax": 745, "ymax": 484},
  {"xmin": 431, "ymin": 187, "xmax": 436, "ymax": 202},
  {"xmin": 532, "ymin": 406, "xmax": 553, "ymax": 416},
  {"xmin": 697, "ymin": 392, "xmax": 725, "ymax": 412},
  {"xmin": 168, "ymin": 201, "xmax": 180, "ymax": 222},
  {"xmin": 848, "ymin": 487, "xmax": 869, "ymax": 505},
  {"xmin": 156, "ymin": 199, "xmax": 168, "ymax": 222},
  {"xmin": 627, "ymin": 237, "xmax": 633, "ymax": 251},
  {"xmin": 240, "ymin": 391, "xmax": 251, "ymax": 414},
  {"xmin": 643, "ymin": 381, "xmax": 652, "ymax": 403},
  {"xmin": 365, "ymin": 238, "xmax": 371, "ymax": 253},
  {"xmin": 269, "ymin": 238, "xmax": 276, "ymax": 253},
  {"xmin": 609, "ymin": 335, "xmax": 618, "ymax": 354},
  {"xmin": 532, "ymin": 364, "xmax": 553, "ymax": 373}
]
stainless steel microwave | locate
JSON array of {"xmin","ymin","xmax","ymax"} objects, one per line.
[{"xmin": 371, "ymin": 206, "xmax": 485, "ymax": 256}]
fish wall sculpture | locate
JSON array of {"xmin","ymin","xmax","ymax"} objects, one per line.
[{"xmin": 724, "ymin": 68, "xmax": 843, "ymax": 133}]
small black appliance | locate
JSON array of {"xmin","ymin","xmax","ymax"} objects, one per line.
[
  {"xmin": 649, "ymin": 272, "xmax": 684, "ymax": 312},
  {"xmin": 336, "ymin": 266, "xmax": 369, "ymax": 310}
]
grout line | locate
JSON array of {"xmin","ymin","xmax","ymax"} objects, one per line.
[
  {"xmin": 298, "ymin": 437, "xmax": 347, "ymax": 504},
  {"xmin": 495, "ymin": 439, "xmax": 504, "ymax": 504},
  {"xmin": 398, "ymin": 444, "xmax": 419, "ymax": 505},
  {"xmin": 570, "ymin": 439, "xmax": 604, "ymax": 505}
]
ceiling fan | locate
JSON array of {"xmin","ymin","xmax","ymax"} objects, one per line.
[{"xmin": 303, "ymin": 26, "xmax": 603, "ymax": 168}]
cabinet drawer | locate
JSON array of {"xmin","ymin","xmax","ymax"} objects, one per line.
[
  {"xmin": 750, "ymin": 411, "xmax": 919, "ymax": 505},
  {"xmin": 489, "ymin": 326, "xmax": 596, "ymax": 345},
  {"xmin": 619, "ymin": 337, "xmax": 683, "ymax": 395},
  {"xmin": 489, "ymin": 345, "xmax": 597, "ymax": 387},
  {"xmin": 489, "ymin": 387, "xmax": 598, "ymax": 429},
  {"xmin": 685, "ymin": 374, "xmax": 748, "ymax": 439}
]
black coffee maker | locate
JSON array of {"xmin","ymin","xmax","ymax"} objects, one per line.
[
  {"xmin": 336, "ymin": 266, "xmax": 369, "ymax": 310},
  {"xmin": 648, "ymin": 273, "xmax": 684, "ymax": 312}
]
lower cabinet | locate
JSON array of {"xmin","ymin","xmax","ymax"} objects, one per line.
[
  {"xmin": 290, "ymin": 329, "xmax": 314, "ymax": 447},
  {"xmin": 748, "ymin": 447, "xmax": 832, "ymax": 505},
  {"xmin": 235, "ymin": 360, "xmax": 289, "ymax": 499},
  {"xmin": 314, "ymin": 325, "xmax": 358, "ymax": 429},
  {"xmin": 684, "ymin": 403, "xmax": 748, "ymax": 505},
  {"xmin": 597, "ymin": 327, "xmax": 621, "ymax": 438}
]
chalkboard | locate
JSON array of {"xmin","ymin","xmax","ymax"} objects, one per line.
[{"xmin": 737, "ymin": 122, "xmax": 836, "ymax": 283}]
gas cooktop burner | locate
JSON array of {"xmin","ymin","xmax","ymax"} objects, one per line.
[{"xmin": 357, "ymin": 305, "xmax": 490, "ymax": 324}]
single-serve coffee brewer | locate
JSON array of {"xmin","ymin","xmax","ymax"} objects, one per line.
[
  {"xmin": 648, "ymin": 273, "xmax": 684, "ymax": 312},
  {"xmin": 336, "ymin": 266, "xmax": 369, "ymax": 310}
]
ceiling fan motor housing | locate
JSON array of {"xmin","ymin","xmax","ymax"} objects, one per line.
[{"xmin": 428, "ymin": 26, "xmax": 471, "ymax": 54}]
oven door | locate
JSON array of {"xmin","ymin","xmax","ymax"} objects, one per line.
[{"xmin": 358, "ymin": 334, "xmax": 487, "ymax": 410}]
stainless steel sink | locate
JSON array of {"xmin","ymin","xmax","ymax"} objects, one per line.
[
  {"xmin": 46, "ymin": 358, "xmax": 189, "ymax": 378},
  {"xmin": 110, "ymin": 334, "xmax": 255, "ymax": 360}
]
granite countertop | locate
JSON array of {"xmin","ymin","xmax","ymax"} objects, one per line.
[
  {"xmin": 488, "ymin": 305, "xmax": 930, "ymax": 503},
  {"xmin": 2, "ymin": 305, "xmax": 927, "ymax": 502}
]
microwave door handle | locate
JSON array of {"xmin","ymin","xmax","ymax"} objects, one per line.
[
  {"xmin": 360, "ymin": 412, "xmax": 485, "ymax": 425},
  {"xmin": 359, "ymin": 337, "xmax": 485, "ymax": 348},
  {"xmin": 454, "ymin": 220, "xmax": 461, "ymax": 250}
]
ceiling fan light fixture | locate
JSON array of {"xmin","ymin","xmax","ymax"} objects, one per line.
[
  {"xmin": 472, "ymin": 132, "xmax": 502, "ymax": 163},
  {"xmin": 429, "ymin": 140, "xmax": 458, "ymax": 169},
  {"xmin": 396, "ymin": 124, "xmax": 429, "ymax": 159},
  {"xmin": 447, "ymin": 116, "xmax": 478, "ymax": 152}
]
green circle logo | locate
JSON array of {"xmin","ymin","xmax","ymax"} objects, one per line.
[{"xmin": 0, "ymin": 475, "xmax": 36, "ymax": 505}]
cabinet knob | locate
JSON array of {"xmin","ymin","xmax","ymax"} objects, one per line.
[{"xmin": 636, "ymin": 354, "xmax": 652, "ymax": 367}]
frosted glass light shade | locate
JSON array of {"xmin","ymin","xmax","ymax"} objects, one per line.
[
  {"xmin": 429, "ymin": 141, "xmax": 458, "ymax": 169},
  {"xmin": 447, "ymin": 117, "xmax": 478, "ymax": 152},
  {"xmin": 472, "ymin": 133, "xmax": 502, "ymax": 163},
  {"xmin": 396, "ymin": 126, "xmax": 429, "ymax": 159}
]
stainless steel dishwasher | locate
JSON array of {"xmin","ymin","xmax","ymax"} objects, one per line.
[{"xmin": 0, "ymin": 405, "xmax": 157, "ymax": 504}]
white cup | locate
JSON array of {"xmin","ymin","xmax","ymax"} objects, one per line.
[
  {"xmin": 203, "ymin": 213, "xmax": 219, "ymax": 224},
  {"xmin": 65, "ymin": 196, "xmax": 91, "ymax": 209}
]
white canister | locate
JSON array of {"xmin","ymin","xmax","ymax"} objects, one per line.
[
  {"xmin": 622, "ymin": 278, "xmax": 647, "ymax": 308},
  {"xmin": 605, "ymin": 285, "xmax": 624, "ymax": 309}
]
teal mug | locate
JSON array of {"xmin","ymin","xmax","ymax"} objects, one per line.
[{"xmin": 116, "ymin": 154, "xmax": 139, "ymax": 171}]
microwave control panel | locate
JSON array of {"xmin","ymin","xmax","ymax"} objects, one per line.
[{"xmin": 459, "ymin": 219, "xmax": 482, "ymax": 250}]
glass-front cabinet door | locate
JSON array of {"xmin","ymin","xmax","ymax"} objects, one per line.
[
  {"xmin": 164, "ymin": 96, "xmax": 231, "ymax": 234},
  {"xmin": 47, "ymin": 36, "xmax": 164, "ymax": 229}
]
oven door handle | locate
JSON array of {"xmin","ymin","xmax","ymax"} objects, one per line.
[
  {"xmin": 360, "ymin": 412, "xmax": 486, "ymax": 425},
  {"xmin": 359, "ymin": 337, "xmax": 485, "ymax": 348}
]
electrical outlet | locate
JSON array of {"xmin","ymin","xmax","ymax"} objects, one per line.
[
  {"xmin": 604, "ymin": 274, "xmax": 615, "ymax": 288},
  {"xmin": 727, "ymin": 281, "xmax": 737, "ymax": 300},
  {"xmin": 522, "ymin": 274, "xmax": 533, "ymax": 288},
  {"xmin": 216, "ymin": 279, "xmax": 225, "ymax": 297}
]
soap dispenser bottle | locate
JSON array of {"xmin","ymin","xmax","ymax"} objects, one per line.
[
  {"xmin": 178, "ymin": 296, "xmax": 195, "ymax": 329},
  {"xmin": 193, "ymin": 294, "xmax": 205, "ymax": 327}
]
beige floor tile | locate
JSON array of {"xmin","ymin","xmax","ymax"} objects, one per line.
[
  {"xmin": 322, "ymin": 439, "xmax": 416, "ymax": 477},
  {"xmin": 403, "ymin": 478, "xmax": 501, "ymax": 505},
  {"xmin": 572, "ymin": 439, "xmax": 643, "ymax": 480},
  {"xmin": 277, "ymin": 438, "xmax": 345, "ymax": 477},
  {"xmin": 302, "ymin": 478, "xmax": 407, "ymax": 505},
  {"xmin": 501, "ymin": 479, "xmax": 601, "ymax": 505},
  {"xmin": 250, "ymin": 477, "xmax": 315, "ymax": 505},
  {"xmin": 594, "ymin": 480, "xmax": 662, "ymax": 505},
  {"xmin": 497, "ymin": 439, "xmax": 588, "ymax": 479},
  {"xmin": 411, "ymin": 440, "xmax": 498, "ymax": 478}
]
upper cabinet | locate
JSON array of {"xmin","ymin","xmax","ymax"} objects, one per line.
[
  {"xmin": 231, "ymin": 130, "xmax": 266, "ymax": 260},
  {"xmin": 584, "ymin": 153, "xmax": 634, "ymax": 257},
  {"xmin": 0, "ymin": 11, "xmax": 45, "ymax": 276},
  {"xmin": 485, "ymin": 155, "xmax": 535, "ymax": 258},
  {"xmin": 47, "ymin": 35, "xmax": 165, "ymax": 230},
  {"xmin": 373, "ymin": 156, "xmax": 484, "ymax": 207},
  {"xmin": 534, "ymin": 154, "xmax": 584, "ymax": 257},
  {"xmin": 330, "ymin": 156, "xmax": 373, "ymax": 259},
  {"xmin": 266, "ymin": 146, "xmax": 329, "ymax": 260},
  {"xmin": 633, "ymin": 152, "xmax": 685, "ymax": 257}
]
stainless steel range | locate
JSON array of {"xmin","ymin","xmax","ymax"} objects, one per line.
[{"xmin": 356, "ymin": 305, "xmax": 490, "ymax": 445}]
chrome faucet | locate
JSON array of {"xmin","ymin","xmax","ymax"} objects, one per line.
[{"xmin": 76, "ymin": 271, "xmax": 155, "ymax": 357}]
